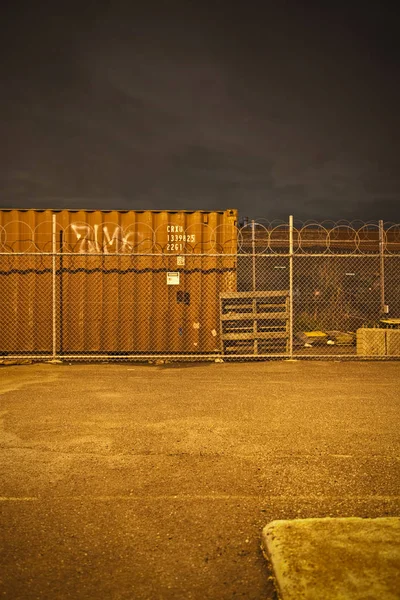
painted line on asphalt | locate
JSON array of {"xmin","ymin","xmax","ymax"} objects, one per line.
[
  {"xmin": 0, "ymin": 497, "xmax": 38, "ymax": 501},
  {"xmin": 1, "ymin": 495, "xmax": 399, "ymax": 501}
]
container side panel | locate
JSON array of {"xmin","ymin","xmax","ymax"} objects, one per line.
[{"xmin": 0, "ymin": 209, "xmax": 238, "ymax": 355}]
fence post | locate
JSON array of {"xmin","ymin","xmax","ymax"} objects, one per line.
[
  {"xmin": 251, "ymin": 219, "xmax": 256, "ymax": 291},
  {"xmin": 289, "ymin": 215, "xmax": 294, "ymax": 358},
  {"xmin": 379, "ymin": 219, "xmax": 387, "ymax": 314},
  {"xmin": 52, "ymin": 214, "xmax": 57, "ymax": 359}
]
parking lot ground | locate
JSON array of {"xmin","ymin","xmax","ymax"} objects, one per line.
[{"xmin": 1, "ymin": 360, "xmax": 399, "ymax": 599}]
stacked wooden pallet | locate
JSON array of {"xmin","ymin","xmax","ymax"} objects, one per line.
[{"xmin": 219, "ymin": 291, "xmax": 289, "ymax": 355}]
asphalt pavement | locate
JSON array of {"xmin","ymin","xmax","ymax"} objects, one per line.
[{"xmin": 0, "ymin": 360, "xmax": 399, "ymax": 599}]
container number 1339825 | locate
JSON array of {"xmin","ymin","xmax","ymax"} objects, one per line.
[{"xmin": 166, "ymin": 226, "xmax": 196, "ymax": 251}]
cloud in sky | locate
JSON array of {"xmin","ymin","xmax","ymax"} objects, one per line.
[{"xmin": 0, "ymin": 2, "xmax": 399, "ymax": 221}]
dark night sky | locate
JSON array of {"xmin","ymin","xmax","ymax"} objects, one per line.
[{"xmin": 1, "ymin": 1, "xmax": 399, "ymax": 221}]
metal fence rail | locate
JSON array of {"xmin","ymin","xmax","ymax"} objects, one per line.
[{"xmin": 1, "ymin": 216, "xmax": 399, "ymax": 361}]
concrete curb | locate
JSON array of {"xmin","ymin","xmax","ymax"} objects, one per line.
[{"xmin": 262, "ymin": 517, "xmax": 400, "ymax": 600}]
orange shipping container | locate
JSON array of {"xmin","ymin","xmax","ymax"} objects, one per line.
[{"xmin": 0, "ymin": 209, "xmax": 238, "ymax": 355}]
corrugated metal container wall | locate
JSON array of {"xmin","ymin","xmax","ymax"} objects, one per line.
[
  {"xmin": 0, "ymin": 210, "xmax": 54, "ymax": 353},
  {"xmin": 0, "ymin": 209, "xmax": 237, "ymax": 354}
]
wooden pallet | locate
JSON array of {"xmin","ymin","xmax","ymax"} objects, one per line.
[{"xmin": 220, "ymin": 290, "xmax": 289, "ymax": 355}]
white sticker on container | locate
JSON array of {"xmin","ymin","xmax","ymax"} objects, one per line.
[
  {"xmin": 211, "ymin": 329, "xmax": 217, "ymax": 337},
  {"xmin": 193, "ymin": 322, "xmax": 200, "ymax": 329},
  {"xmin": 167, "ymin": 272, "xmax": 180, "ymax": 285},
  {"xmin": 177, "ymin": 256, "xmax": 185, "ymax": 266}
]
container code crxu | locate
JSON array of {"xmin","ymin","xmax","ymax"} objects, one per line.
[{"xmin": 166, "ymin": 225, "xmax": 196, "ymax": 252}]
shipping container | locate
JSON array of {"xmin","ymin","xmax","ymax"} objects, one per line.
[{"xmin": 0, "ymin": 209, "xmax": 238, "ymax": 355}]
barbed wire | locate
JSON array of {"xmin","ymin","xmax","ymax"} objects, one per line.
[{"xmin": 0, "ymin": 219, "xmax": 399, "ymax": 254}]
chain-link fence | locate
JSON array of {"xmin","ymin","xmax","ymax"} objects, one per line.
[{"xmin": 1, "ymin": 215, "xmax": 399, "ymax": 361}]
